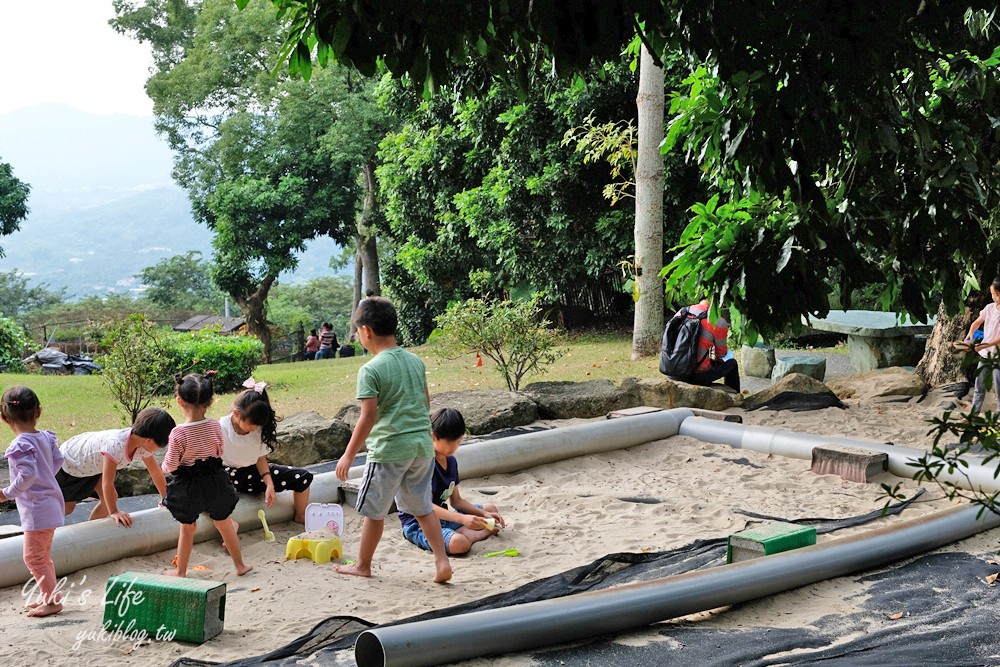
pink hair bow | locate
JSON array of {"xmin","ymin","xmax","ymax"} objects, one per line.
[{"xmin": 243, "ymin": 377, "xmax": 267, "ymax": 393}]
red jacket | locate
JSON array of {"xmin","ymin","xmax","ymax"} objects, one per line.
[{"xmin": 687, "ymin": 301, "xmax": 729, "ymax": 373}]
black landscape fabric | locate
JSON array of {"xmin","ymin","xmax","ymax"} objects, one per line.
[{"xmin": 165, "ymin": 492, "xmax": 1000, "ymax": 667}]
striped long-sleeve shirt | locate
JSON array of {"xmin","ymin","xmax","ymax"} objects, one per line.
[
  {"xmin": 161, "ymin": 419, "xmax": 224, "ymax": 474},
  {"xmin": 687, "ymin": 301, "xmax": 729, "ymax": 374}
]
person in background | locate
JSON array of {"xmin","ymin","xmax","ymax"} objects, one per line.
[
  {"xmin": 318, "ymin": 322, "xmax": 338, "ymax": 359},
  {"xmin": 303, "ymin": 329, "xmax": 319, "ymax": 361},
  {"xmin": 686, "ymin": 299, "xmax": 741, "ymax": 392},
  {"xmin": 963, "ymin": 277, "xmax": 1000, "ymax": 414}
]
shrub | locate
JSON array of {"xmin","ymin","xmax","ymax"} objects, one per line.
[
  {"xmin": 97, "ymin": 314, "xmax": 173, "ymax": 422},
  {"xmin": 0, "ymin": 315, "xmax": 30, "ymax": 372},
  {"xmin": 432, "ymin": 295, "xmax": 565, "ymax": 391},
  {"xmin": 162, "ymin": 329, "xmax": 264, "ymax": 393}
]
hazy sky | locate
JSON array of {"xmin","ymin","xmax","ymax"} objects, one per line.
[{"xmin": 0, "ymin": 0, "xmax": 154, "ymax": 116}]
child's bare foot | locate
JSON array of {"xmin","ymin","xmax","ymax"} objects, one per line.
[
  {"xmin": 25, "ymin": 595, "xmax": 61, "ymax": 609},
  {"xmin": 161, "ymin": 568, "xmax": 185, "ymax": 578},
  {"xmin": 335, "ymin": 562, "xmax": 371, "ymax": 577},
  {"xmin": 27, "ymin": 602, "xmax": 62, "ymax": 618},
  {"xmin": 236, "ymin": 563, "xmax": 253, "ymax": 576},
  {"xmin": 434, "ymin": 562, "xmax": 453, "ymax": 584}
]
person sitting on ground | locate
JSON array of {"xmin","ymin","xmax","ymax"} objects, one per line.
[
  {"xmin": 318, "ymin": 322, "xmax": 338, "ymax": 359},
  {"xmin": 58, "ymin": 407, "xmax": 175, "ymax": 526},
  {"xmin": 303, "ymin": 329, "xmax": 319, "ymax": 361},
  {"xmin": 684, "ymin": 299, "xmax": 741, "ymax": 392},
  {"xmin": 399, "ymin": 407, "xmax": 504, "ymax": 555}
]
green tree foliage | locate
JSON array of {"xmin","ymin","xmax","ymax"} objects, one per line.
[
  {"xmin": 433, "ymin": 295, "xmax": 564, "ymax": 391},
  {"xmin": 97, "ymin": 314, "xmax": 173, "ymax": 422},
  {"xmin": 113, "ymin": 0, "xmax": 361, "ymax": 361},
  {"xmin": 0, "ymin": 159, "xmax": 30, "ymax": 253},
  {"xmin": 0, "ymin": 315, "xmax": 31, "ymax": 372},
  {"xmin": 377, "ymin": 59, "xmax": 702, "ymax": 343},
  {"xmin": 137, "ymin": 251, "xmax": 226, "ymax": 312},
  {"xmin": 265, "ymin": 0, "xmax": 1000, "ymax": 334},
  {"xmin": 267, "ymin": 275, "xmax": 354, "ymax": 337},
  {"xmin": 0, "ymin": 270, "xmax": 64, "ymax": 317}
]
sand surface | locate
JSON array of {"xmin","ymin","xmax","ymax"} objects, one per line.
[{"xmin": 0, "ymin": 392, "xmax": 996, "ymax": 666}]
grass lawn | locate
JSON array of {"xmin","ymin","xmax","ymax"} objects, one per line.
[
  {"xmin": 1, "ymin": 331, "xmax": 653, "ymax": 439},
  {"xmin": 1, "ymin": 331, "xmax": 848, "ymax": 440}
]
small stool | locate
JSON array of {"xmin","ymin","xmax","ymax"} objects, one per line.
[
  {"xmin": 103, "ymin": 572, "xmax": 225, "ymax": 643},
  {"xmin": 727, "ymin": 521, "xmax": 817, "ymax": 564},
  {"xmin": 285, "ymin": 503, "xmax": 345, "ymax": 564}
]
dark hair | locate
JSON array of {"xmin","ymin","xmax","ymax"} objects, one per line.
[
  {"xmin": 992, "ymin": 277, "xmax": 1000, "ymax": 292},
  {"xmin": 0, "ymin": 386, "xmax": 39, "ymax": 424},
  {"xmin": 233, "ymin": 388, "xmax": 281, "ymax": 451},
  {"xmin": 365, "ymin": 288, "xmax": 375, "ymax": 298},
  {"xmin": 430, "ymin": 407, "xmax": 466, "ymax": 441},
  {"xmin": 309, "ymin": 328, "xmax": 318, "ymax": 337},
  {"xmin": 131, "ymin": 406, "xmax": 176, "ymax": 447},
  {"xmin": 175, "ymin": 372, "xmax": 215, "ymax": 408},
  {"xmin": 353, "ymin": 296, "xmax": 397, "ymax": 337}
]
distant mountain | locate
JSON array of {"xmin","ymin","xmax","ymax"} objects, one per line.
[{"xmin": 0, "ymin": 104, "xmax": 342, "ymax": 297}]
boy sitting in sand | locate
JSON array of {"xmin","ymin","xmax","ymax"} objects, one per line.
[
  {"xmin": 334, "ymin": 296, "xmax": 452, "ymax": 583},
  {"xmin": 57, "ymin": 407, "xmax": 175, "ymax": 527},
  {"xmin": 399, "ymin": 407, "xmax": 504, "ymax": 555}
]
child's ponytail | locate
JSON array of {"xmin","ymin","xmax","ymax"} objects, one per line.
[
  {"xmin": 176, "ymin": 372, "xmax": 215, "ymax": 408},
  {"xmin": 0, "ymin": 386, "xmax": 39, "ymax": 424}
]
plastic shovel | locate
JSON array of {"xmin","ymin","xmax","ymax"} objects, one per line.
[
  {"xmin": 258, "ymin": 509, "xmax": 275, "ymax": 543},
  {"xmin": 483, "ymin": 547, "xmax": 519, "ymax": 558}
]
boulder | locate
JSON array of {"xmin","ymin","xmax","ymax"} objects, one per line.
[
  {"xmin": 742, "ymin": 373, "xmax": 842, "ymax": 411},
  {"xmin": 772, "ymin": 355, "xmax": 827, "ymax": 382},
  {"xmin": 827, "ymin": 367, "xmax": 927, "ymax": 400},
  {"xmin": 272, "ymin": 411, "xmax": 353, "ymax": 467},
  {"xmin": 521, "ymin": 379, "xmax": 640, "ymax": 419},
  {"xmin": 741, "ymin": 344, "xmax": 776, "ymax": 378},
  {"xmin": 429, "ymin": 390, "xmax": 538, "ymax": 435},
  {"xmin": 633, "ymin": 377, "xmax": 741, "ymax": 411},
  {"xmin": 114, "ymin": 449, "xmax": 167, "ymax": 497},
  {"xmin": 335, "ymin": 402, "xmax": 361, "ymax": 430}
]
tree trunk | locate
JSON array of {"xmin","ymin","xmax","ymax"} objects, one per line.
[
  {"xmin": 359, "ymin": 161, "xmax": 381, "ymax": 296},
  {"xmin": 233, "ymin": 276, "xmax": 276, "ymax": 364},
  {"xmin": 916, "ymin": 301, "xmax": 974, "ymax": 387},
  {"xmin": 632, "ymin": 45, "xmax": 665, "ymax": 359},
  {"xmin": 350, "ymin": 236, "xmax": 363, "ymax": 336}
]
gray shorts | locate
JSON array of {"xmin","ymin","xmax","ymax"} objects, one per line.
[{"xmin": 355, "ymin": 457, "xmax": 434, "ymax": 520}]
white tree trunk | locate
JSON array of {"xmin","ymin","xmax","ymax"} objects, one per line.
[{"xmin": 632, "ymin": 45, "xmax": 665, "ymax": 359}]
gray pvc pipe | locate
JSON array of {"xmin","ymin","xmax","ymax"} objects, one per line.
[
  {"xmin": 679, "ymin": 417, "xmax": 1000, "ymax": 494},
  {"xmin": 0, "ymin": 408, "xmax": 693, "ymax": 588},
  {"xmin": 356, "ymin": 503, "xmax": 1000, "ymax": 667},
  {"xmin": 0, "ymin": 476, "xmax": 343, "ymax": 589}
]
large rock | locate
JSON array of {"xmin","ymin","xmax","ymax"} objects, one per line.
[
  {"xmin": 115, "ymin": 449, "xmax": 167, "ymax": 497},
  {"xmin": 827, "ymin": 367, "xmax": 927, "ymax": 400},
  {"xmin": 741, "ymin": 344, "xmax": 776, "ymax": 378},
  {"xmin": 272, "ymin": 411, "xmax": 353, "ymax": 466},
  {"xmin": 429, "ymin": 390, "xmax": 538, "ymax": 435},
  {"xmin": 772, "ymin": 355, "xmax": 827, "ymax": 382},
  {"xmin": 633, "ymin": 377, "xmax": 741, "ymax": 411},
  {"xmin": 335, "ymin": 402, "xmax": 361, "ymax": 430},
  {"xmin": 742, "ymin": 373, "xmax": 842, "ymax": 411},
  {"xmin": 521, "ymin": 379, "xmax": 640, "ymax": 419}
]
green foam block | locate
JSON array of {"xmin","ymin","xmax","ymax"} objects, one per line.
[
  {"xmin": 103, "ymin": 571, "xmax": 226, "ymax": 644},
  {"xmin": 727, "ymin": 521, "xmax": 817, "ymax": 564}
]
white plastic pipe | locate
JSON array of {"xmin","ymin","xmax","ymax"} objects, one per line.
[
  {"xmin": 356, "ymin": 503, "xmax": 1000, "ymax": 667},
  {"xmin": 0, "ymin": 409, "xmax": 694, "ymax": 588},
  {"xmin": 679, "ymin": 417, "xmax": 1000, "ymax": 494}
]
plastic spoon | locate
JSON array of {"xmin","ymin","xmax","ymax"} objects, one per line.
[
  {"xmin": 484, "ymin": 547, "xmax": 519, "ymax": 558},
  {"xmin": 258, "ymin": 510, "xmax": 275, "ymax": 542}
]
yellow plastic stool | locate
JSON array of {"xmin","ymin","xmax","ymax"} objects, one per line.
[
  {"xmin": 285, "ymin": 503, "xmax": 346, "ymax": 564},
  {"xmin": 285, "ymin": 533, "xmax": 343, "ymax": 564}
]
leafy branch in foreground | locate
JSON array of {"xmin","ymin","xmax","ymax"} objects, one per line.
[
  {"xmin": 431, "ymin": 295, "xmax": 565, "ymax": 392},
  {"xmin": 879, "ymin": 350, "xmax": 1000, "ymax": 519}
]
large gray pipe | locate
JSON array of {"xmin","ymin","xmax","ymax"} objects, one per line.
[
  {"xmin": 357, "ymin": 503, "xmax": 1000, "ymax": 667},
  {"xmin": 0, "ymin": 409, "xmax": 693, "ymax": 588},
  {"xmin": 679, "ymin": 417, "xmax": 1000, "ymax": 494}
]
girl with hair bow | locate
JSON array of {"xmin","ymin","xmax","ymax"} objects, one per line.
[{"xmin": 219, "ymin": 377, "xmax": 314, "ymax": 523}]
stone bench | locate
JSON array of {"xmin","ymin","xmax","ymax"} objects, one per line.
[
  {"xmin": 803, "ymin": 310, "xmax": 935, "ymax": 372},
  {"xmin": 771, "ymin": 355, "xmax": 826, "ymax": 382}
]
